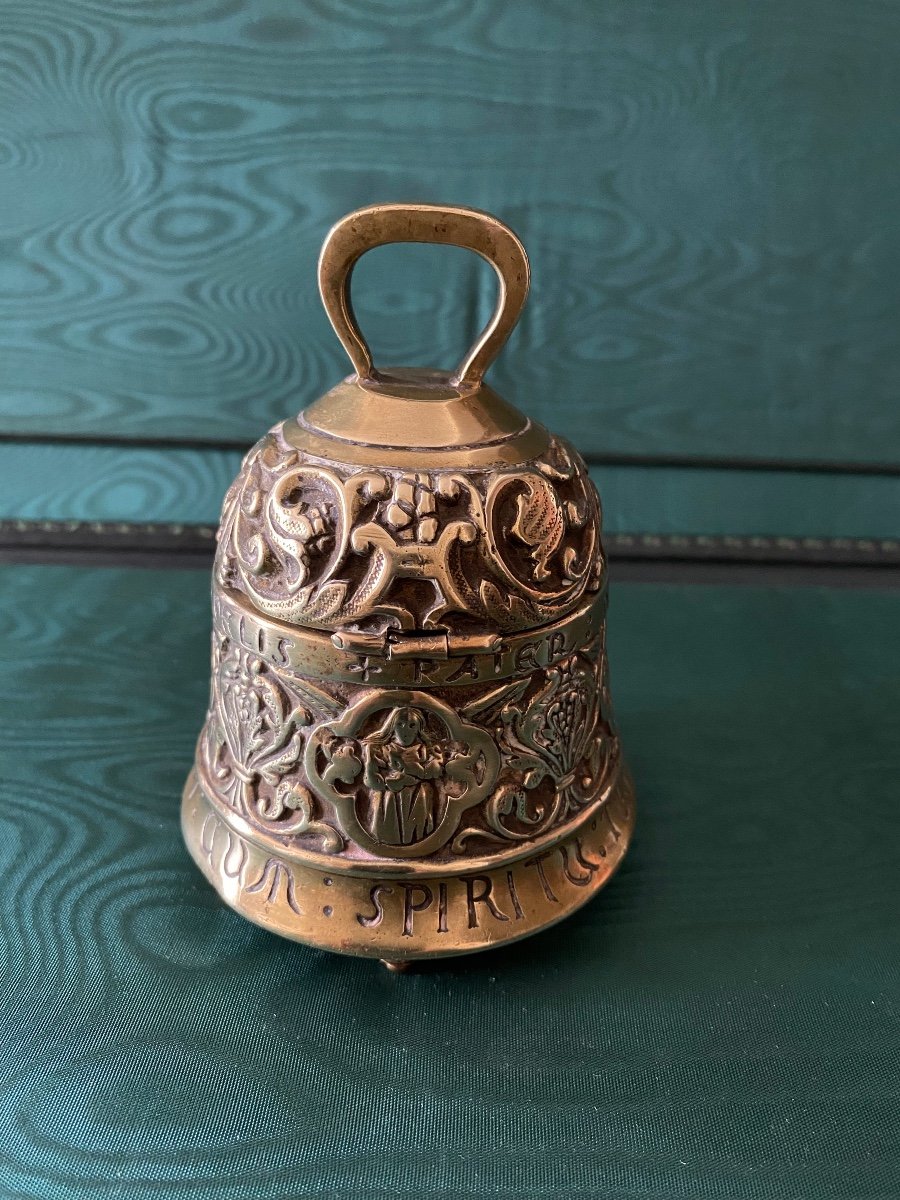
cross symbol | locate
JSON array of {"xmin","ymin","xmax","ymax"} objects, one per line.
[{"xmin": 348, "ymin": 655, "xmax": 382, "ymax": 682}]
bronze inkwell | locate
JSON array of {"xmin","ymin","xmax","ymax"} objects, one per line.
[{"xmin": 182, "ymin": 203, "xmax": 635, "ymax": 965}]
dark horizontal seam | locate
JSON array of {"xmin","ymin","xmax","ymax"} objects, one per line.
[
  {"xmin": 612, "ymin": 559, "xmax": 900, "ymax": 589},
  {"xmin": 605, "ymin": 532, "xmax": 900, "ymax": 566},
  {"xmin": 1, "ymin": 521, "xmax": 899, "ymax": 571},
  {"xmin": 584, "ymin": 452, "xmax": 900, "ymax": 477}
]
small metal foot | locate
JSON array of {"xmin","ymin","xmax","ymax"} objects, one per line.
[{"xmin": 381, "ymin": 959, "xmax": 410, "ymax": 973}]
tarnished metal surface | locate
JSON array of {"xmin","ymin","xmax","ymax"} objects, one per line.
[{"xmin": 182, "ymin": 204, "xmax": 634, "ymax": 961}]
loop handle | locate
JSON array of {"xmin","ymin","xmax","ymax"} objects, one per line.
[{"xmin": 318, "ymin": 203, "xmax": 530, "ymax": 390}]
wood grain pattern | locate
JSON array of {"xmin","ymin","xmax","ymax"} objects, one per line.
[
  {"xmin": 0, "ymin": 443, "xmax": 239, "ymax": 525},
  {"xmin": 0, "ymin": 0, "xmax": 898, "ymax": 463},
  {"xmin": 2, "ymin": 442, "xmax": 899, "ymax": 539},
  {"xmin": 0, "ymin": 564, "xmax": 898, "ymax": 1197}
]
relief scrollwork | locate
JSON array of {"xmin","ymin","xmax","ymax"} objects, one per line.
[
  {"xmin": 203, "ymin": 637, "xmax": 343, "ymax": 852},
  {"xmin": 453, "ymin": 643, "xmax": 617, "ymax": 853},
  {"xmin": 479, "ymin": 436, "xmax": 602, "ymax": 625},
  {"xmin": 216, "ymin": 434, "xmax": 388, "ymax": 628},
  {"xmin": 215, "ymin": 427, "xmax": 604, "ymax": 636},
  {"xmin": 304, "ymin": 691, "xmax": 500, "ymax": 859},
  {"xmin": 346, "ymin": 472, "xmax": 480, "ymax": 630}
]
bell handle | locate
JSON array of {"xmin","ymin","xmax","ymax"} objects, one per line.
[{"xmin": 318, "ymin": 203, "xmax": 530, "ymax": 390}]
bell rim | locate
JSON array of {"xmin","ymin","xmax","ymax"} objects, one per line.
[{"xmin": 182, "ymin": 763, "xmax": 635, "ymax": 961}]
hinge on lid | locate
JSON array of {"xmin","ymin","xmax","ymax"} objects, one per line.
[
  {"xmin": 331, "ymin": 628, "xmax": 502, "ymax": 660},
  {"xmin": 386, "ymin": 631, "xmax": 449, "ymax": 660}
]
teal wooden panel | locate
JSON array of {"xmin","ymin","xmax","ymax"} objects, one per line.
[
  {"xmin": 0, "ymin": 443, "xmax": 240, "ymax": 526},
  {"xmin": 2, "ymin": 442, "xmax": 899, "ymax": 538},
  {"xmin": 0, "ymin": 1, "xmax": 898, "ymax": 463},
  {"xmin": 1, "ymin": 564, "xmax": 899, "ymax": 1198},
  {"xmin": 590, "ymin": 463, "xmax": 900, "ymax": 541}
]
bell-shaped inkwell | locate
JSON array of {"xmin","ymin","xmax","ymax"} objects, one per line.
[{"xmin": 183, "ymin": 203, "xmax": 635, "ymax": 964}]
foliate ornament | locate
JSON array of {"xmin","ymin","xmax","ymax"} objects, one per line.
[
  {"xmin": 453, "ymin": 642, "xmax": 616, "ymax": 852},
  {"xmin": 512, "ymin": 648, "xmax": 615, "ymax": 807},
  {"xmin": 204, "ymin": 637, "xmax": 342, "ymax": 851},
  {"xmin": 183, "ymin": 202, "xmax": 635, "ymax": 963},
  {"xmin": 304, "ymin": 691, "xmax": 501, "ymax": 858},
  {"xmin": 215, "ymin": 429, "xmax": 603, "ymax": 636},
  {"xmin": 484, "ymin": 435, "xmax": 599, "ymax": 607}
]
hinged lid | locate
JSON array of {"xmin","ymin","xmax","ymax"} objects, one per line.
[{"xmin": 214, "ymin": 204, "xmax": 605, "ymax": 640}]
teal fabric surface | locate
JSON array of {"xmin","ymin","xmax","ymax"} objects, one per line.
[
  {"xmin": 4, "ymin": 443, "xmax": 900, "ymax": 540},
  {"xmin": 1, "ymin": 564, "xmax": 898, "ymax": 1198},
  {"xmin": 1, "ymin": 0, "xmax": 899, "ymax": 464}
]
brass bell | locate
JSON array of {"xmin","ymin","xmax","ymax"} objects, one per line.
[{"xmin": 182, "ymin": 203, "xmax": 635, "ymax": 964}]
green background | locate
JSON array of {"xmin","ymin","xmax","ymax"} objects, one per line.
[
  {"xmin": 3, "ymin": 442, "xmax": 900, "ymax": 539},
  {"xmin": 2, "ymin": 564, "xmax": 898, "ymax": 1199},
  {"xmin": 2, "ymin": 4, "xmax": 900, "ymax": 1197},
  {"xmin": 2, "ymin": 0, "xmax": 899, "ymax": 539}
]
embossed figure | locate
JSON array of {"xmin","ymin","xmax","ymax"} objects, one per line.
[
  {"xmin": 306, "ymin": 690, "xmax": 502, "ymax": 858},
  {"xmin": 360, "ymin": 707, "xmax": 445, "ymax": 845}
]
